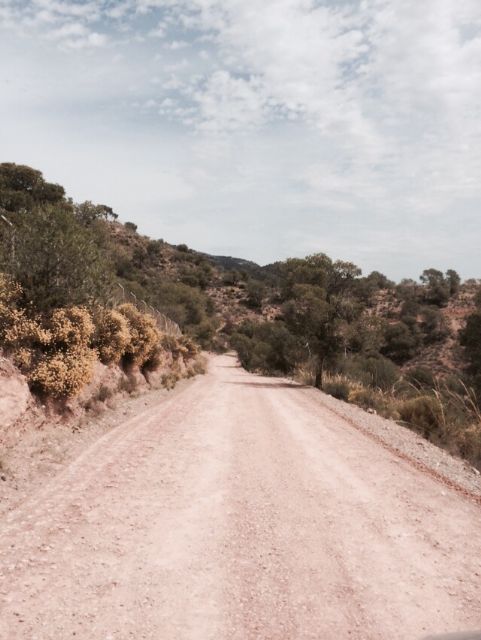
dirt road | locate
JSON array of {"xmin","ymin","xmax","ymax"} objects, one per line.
[{"xmin": 1, "ymin": 354, "xmax": 480, "ymax": 640}]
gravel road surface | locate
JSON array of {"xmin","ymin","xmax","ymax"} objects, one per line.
[{"xmin": 1, "ymin": 354, "xmax": 480, "ymax": 640}]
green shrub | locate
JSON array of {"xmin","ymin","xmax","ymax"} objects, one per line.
[
  {"xmin": 1, "ymin": 204, "xmax": 113, "ymax": 311},
  {"xmin": 323, "ymin": 375, "xmax": 351, "ymax": 401},
  {"xmin": 231, "ymin": 321, "xmax": 302, "ymax": 374},
  {"xmin": 381, "ymin": 321, "xmax": 421, "ymax": 364},
  {"xmin": 455, "ymin": 423, "xmax": 481, "ymax": 466},
  {"xmin": 335, "ymin": 354, "xmax": 399, "ymax": 391},
  {"xmin": 245, "ymin": 280, "xmax": 265, "ymax": 309},
  {"xmin": 364, "ymin": 356, "xmax": 399, "ymax": 390},
  {"xmin": 399, "ymin": 395, "xmax": 444, "ymax": 439},
  {"xmin": 405, "ymin": 366, "xmax": 436, "ymax": 390}
]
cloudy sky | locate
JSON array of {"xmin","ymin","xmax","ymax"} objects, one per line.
[{"xmin": 1, "ymin": 0, "xmax": 480, "ymax": 279}]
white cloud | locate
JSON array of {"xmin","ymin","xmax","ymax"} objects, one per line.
[
  {"xmin": 193, "ymin": 71, "xmax": 268, "ymax": 132},
  {"xmin": 1, "ymin": 0, "xmax": 481, "ymax": 277}
]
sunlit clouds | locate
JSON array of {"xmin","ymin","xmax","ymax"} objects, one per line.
[{"xmin": 1, "ymin": 0, "xmax": 480, "ymax": 278}]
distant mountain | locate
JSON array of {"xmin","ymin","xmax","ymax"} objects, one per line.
[{"xmin": 207, "ymin": 255, "xmax": 261, "ymax": 272}]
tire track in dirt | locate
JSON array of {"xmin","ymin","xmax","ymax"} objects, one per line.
[{"xmin": 0, "ymin": 354, "xmax": 480, "ymax": 640}]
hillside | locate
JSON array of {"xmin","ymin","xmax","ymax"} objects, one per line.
[
  {"xmin": 103, "ymin": 221, "xmax": 478, "ymax": 377},
  {"xmin": 1, "ymin": 163, "xmax": 481, "ymax": 471}
]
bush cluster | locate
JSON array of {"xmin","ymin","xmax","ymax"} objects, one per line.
[
  {"xmin": 117, "ymin": 303, "xmax": 161, "ymax": 367},
  {"xmin": 322, "ymin": 375, "xmax": 351, "ymax": 402},
  {"xmin": 0, "ymin": 277, "xmax": 195, "ymax": 398},
  {"xmin": 93, "ymin": 308, "xmax": 131, "ymax": 364},
  {"xmin": 30, "ymin": 348, "xmax": 97, "ymax": 398},
  {"xmin": 399, "ymin": 395, "xmax": 444, "ymax": 439},
  {"xmin": 29, "ymin": 306, "xmax": 96, "ymax": 398}
]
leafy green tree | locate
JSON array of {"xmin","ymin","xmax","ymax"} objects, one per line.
[
  {"xmin": 73, "ymin": 201, "xmax": 118, "ymax": 226},
  {"xmin": 420, "ymin": 269, "xmax": 450, "ymax": 306},
  {"xmin": 381, "ymin": 321, "xmax": 421, "ymax": 364},
  {"xmin": 282, "ymin": 284, "xmax": 340, "ymax": 388},
  {"xmin": 329, "ymin": 260, "xmax": 362, "ymax": 297},
  {"xmin": 446, "ymin": 269, "xmax": 461, "ymax": 297},
  {"xmin": 355, "ymin": 271, "xmax": 394, "ymax": 302},
  {"xmin": 0, "ymin": 163, "xmax": 65, "ymax": 213},
  {"xmin": 279, "ymin": 253, "xmax": 332, "ymax": 300},
  {"xmin": 231, "ymin": 322, "xmax": 301, "ymax": 374},
  {"xmin": 0, "ymin": 204, "xmax": 113, "ymax": 310},
  {"xmin": 245, "ymin": 280, "xmax": 265, "ymax": 309},
  {"xmin": 419, "ymin": 306, "xmax": 448, "ymax": 344},
  {"xmin": 344, "ymin": 316, "xmax": 386, "ymax": 356},
  {"xmin": 396, "ymin": 279, "xmax": 421, "ymax": 303}
]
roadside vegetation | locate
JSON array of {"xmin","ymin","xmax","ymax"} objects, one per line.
[
  {"xmin": 0, "ymin": 163, "xmax": 201, "ymax": 402},
  {"xmin": 227, "ymin": 256, "xmax": 481, "ymax": 469},
  {"xmin": 1, "ymin": 162, "xmax": 480, "ymax": 467}
]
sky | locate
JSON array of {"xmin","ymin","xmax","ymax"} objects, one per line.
[{"xmin": 0, "ymin": 0, "xmax": 480, "ymax": 280}]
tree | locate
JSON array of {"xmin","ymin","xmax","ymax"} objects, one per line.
[
  {"xmin": 446, "ymin": 269, "xmax": 461, "ymax": 297},
  {"xmin": 0, "ymin": 163, "xmax": 65, "ymax": 213},
  {"xmin": 381, "ymin": 321, "xmax": 421, "ymax": 364},
  {"xmin": 419, "ymin": 306, "xmax": 448, "ymax": 344},
  {"xmin": 231, "ymin": 321, "xmax": 301, "ymax": 374},
  {"xmin": 344, "ymin": 316, "xmax": 387, "ymax": 356},
  {"xmin": 396, "ymin": 279, "xmax": 421, "ymax": 303},
  {"xmin": 245, "ymin": 280, "xmax": 265, "ymax": 309},
  {"xmin": 73, "ymin": 201, "xmax": 118, "ymax": 226},
  {"xmin": 420, "ymin": 269, "xmax": 450, "ymax": 306},
  {"xmin": 279, "ymin": 253, "xmax": 332, "ymax": 300},
  {"xmin": 282, "ymin": 284, "xmax": 340, "ymax": 388},
  {"xmin": 0, "ymin": 204, "xmax": 113, "ymax": 310},
  {"xmin": 329, "ymin": 260, "xmax": 362, "ymax": 298},
  {"xmin": 355, "ymin": 271, "xmax": 394, "ymax": 302}
]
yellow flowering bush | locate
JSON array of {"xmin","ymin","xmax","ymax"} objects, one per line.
[
  {"xmin": 49, "ymin": 307, "xmax": 95, "ymax": 347},
  {"xmin": 0, "ymin": 274, "xmax": 193, "ymax": 399},
  {"xmin": 30, "ymin": 347, "xmax": 96, "ymax": 398},
  {"xmin": 0, "ymin": 276, "xmax": 51, "ymax": 355},
  {"xmin": 117, "ymin": 303, "xmax": 161, "ymax": 367},
  {"xmin": 93, "ymin": 308, "xmax": 131, "ymax": 365}
]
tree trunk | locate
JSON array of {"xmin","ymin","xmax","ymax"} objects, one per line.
[{"xmin": 314, "ymin": 358, "xmax": 324, "ymax": 389}]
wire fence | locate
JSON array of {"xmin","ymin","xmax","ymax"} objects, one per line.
[
  {"xmin": 0, "ymin": 209, "xmax": 182, "ymax": 338},
  {"xmin": 112, "ymin": 283, "xmax": 182, "ymax": 337}
]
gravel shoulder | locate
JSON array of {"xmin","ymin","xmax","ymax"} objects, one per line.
[{"xmin": 308, "ymin": 386, "xmax": 481, "ymax": 501}]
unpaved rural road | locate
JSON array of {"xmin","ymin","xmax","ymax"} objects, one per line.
[{"xmin": 1, "ymin": 354, "xmax": 481, "ymax": 640}]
